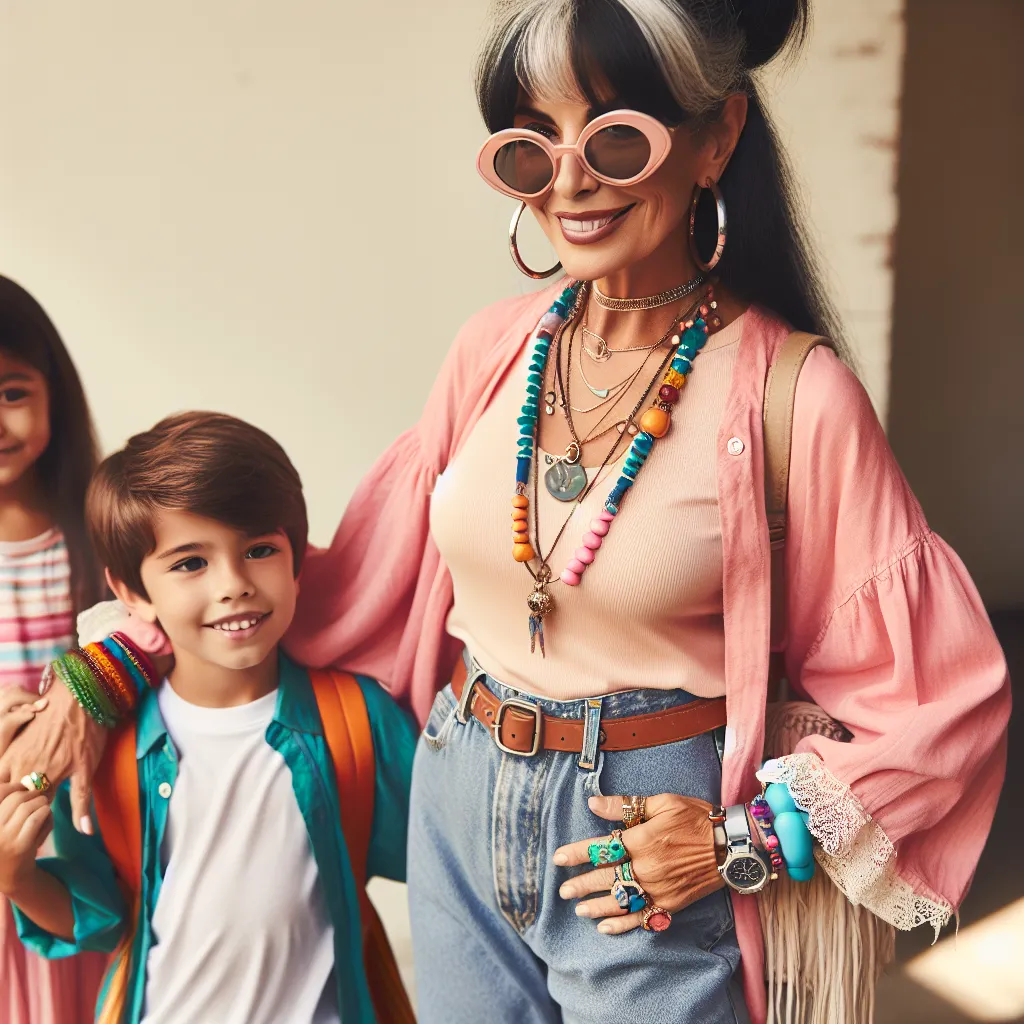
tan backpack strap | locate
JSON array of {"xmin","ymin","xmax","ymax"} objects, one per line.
[{"xmin": 763, "ymin": 331, "xmax": 833, "ymax": 651}]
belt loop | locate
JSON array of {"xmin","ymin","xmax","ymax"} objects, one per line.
[
  {"xmin": 456, "ymin": 654, "xmax": 487, "ymax": 725},
  {"xmin": 578, "ymin": 697, "xmax": 603, "ymax": 771}
]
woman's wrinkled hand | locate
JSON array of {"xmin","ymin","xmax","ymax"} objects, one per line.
[
  {"xmin": 553, "ymin": 793, "xmax": 723, "ymax": 934},
  {"xmin": 0, "ymin": 689, "xmax": 48, "ymax": 756},
  {"xmin": 0, "ymin": 681, "xmax": 108, "ymax": 835}
]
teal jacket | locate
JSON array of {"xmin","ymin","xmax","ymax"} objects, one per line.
[{"xmin": 14, "ymin": 654, "xmax": 417, "ymax": 1024}]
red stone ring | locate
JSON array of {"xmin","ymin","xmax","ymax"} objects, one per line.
[{"xmin": 641, "ymin": 905, "xmax": 672, "ymax": 933}]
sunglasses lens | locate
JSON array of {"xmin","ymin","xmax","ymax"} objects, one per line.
[
  {"xmin": 584, "ymin": 124, "xmax": 652, "ymax": 181},
  {"xmin": 493, "ymin": 139, "xmax": 554, "ymax": 195}
]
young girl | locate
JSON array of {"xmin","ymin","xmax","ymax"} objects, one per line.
[{"xmin": 0, "ymin": 275, "xmax": 106, "ymax": 1023}]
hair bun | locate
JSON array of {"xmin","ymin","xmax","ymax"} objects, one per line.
[{"xmin": 732, "ymin": 0, "xmax": 809, "ymax": 69}]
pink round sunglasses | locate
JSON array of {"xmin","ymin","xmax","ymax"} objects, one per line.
[{"xmin": 476, "ymin": 109, "xmax": 673, "ymax": 200}]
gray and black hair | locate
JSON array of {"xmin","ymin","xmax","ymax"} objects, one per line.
[{"xmin": 476, "ymin": 0, "xmax": 844, "ymax": 349}]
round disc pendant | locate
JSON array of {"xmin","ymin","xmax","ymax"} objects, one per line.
[{"xmin": 544, "ymin": 460, "xmax": 587, "ymax": 502}]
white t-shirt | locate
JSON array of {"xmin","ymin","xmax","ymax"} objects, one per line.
[{"xmin": 141, "ymin": 683, "xmax": 339, "ymax": 1024}]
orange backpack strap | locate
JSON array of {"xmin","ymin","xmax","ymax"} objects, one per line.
[
  {"xmin": 91, "ymin": 721, "xmax": 143, "ymax": 1024},
  {"xmin": 309, "ymin": 669, "xmax": 375, "ymax": 886},
  {"xmin": 309, "ymin": 669, "xmax": 416, "ymax": 1024}
]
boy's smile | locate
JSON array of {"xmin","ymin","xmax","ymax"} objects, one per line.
[
  {"xmin": 111, "ymin": 509, "xmax": 298, "ymax": 704},
  {"xmin": 206, "ymin": 611, "xmax": 272, "ymax": 638}
]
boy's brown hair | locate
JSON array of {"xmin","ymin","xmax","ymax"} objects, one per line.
[{"xmin": 87, "ymin": 411, "xmax": 308, "ymax": 596}]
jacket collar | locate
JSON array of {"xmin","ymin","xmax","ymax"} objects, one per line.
[{"xmin": 135, "ymin": 649, "xmax": 321, "ymax": 759}]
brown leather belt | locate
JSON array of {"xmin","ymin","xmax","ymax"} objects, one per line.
[{"xmin": 451, "ymin": 659, "xmax": 727, "ymax": 758}]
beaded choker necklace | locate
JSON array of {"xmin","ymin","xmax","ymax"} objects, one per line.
[
  {"xmin": 511, "ymin": 281, "xmax": 721, "ymax": 654},
  {"xmin": 592, "ymin": 273, "xmax": 706, "ymax": 311}
]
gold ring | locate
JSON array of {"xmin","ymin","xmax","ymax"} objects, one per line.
[
  {"xmin": 20, "ymin": 772, "xmax": 50, "ymax": 794},
  {"xmin": 642, "ymin": 905, "xmax": 672, "ymax": 933},
  {"xmin": 621, "ymin": 795, "xmax": 647, "ymax": 829}
]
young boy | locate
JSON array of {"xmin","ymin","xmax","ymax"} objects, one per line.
[{"xmin": 0, "ymin": 412, "xmax": 417, "ymax": 1024}]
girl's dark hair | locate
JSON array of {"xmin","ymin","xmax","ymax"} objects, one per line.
[
  {"xmin": 477, "ymin": 0, "xmax": 845, "ymax": 354},
  {"xmin": 0, "ymin": 276, "xmax": 103, "ymax": 614}
]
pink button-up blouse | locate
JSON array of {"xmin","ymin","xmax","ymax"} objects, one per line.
[{"xmin": 284, "ymin": 281, "xmax": 1010, "ymax": 1024}]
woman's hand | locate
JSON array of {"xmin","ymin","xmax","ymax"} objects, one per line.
[
  {"xmin": 0, "ymin": 689, "xmax": 48, "ymax": 755},
  {"xmin": 0, "ymin": 597, "xmax": 174, "ymax": 834},
  {"xmin": 0, "ymin": 781, "xmax": 52, "ymax": 895},
  {"xmin": 0, "ymin": 682, "xmax": 108, "ymax": 835},
  {"xmin": 553, "ymin": 793, "xmax": 723, "ymax": 934}
]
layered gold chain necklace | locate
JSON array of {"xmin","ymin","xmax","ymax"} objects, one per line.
[{"xmin": 511, "ymin": 279, "xmax": 722, "ymax": 654}]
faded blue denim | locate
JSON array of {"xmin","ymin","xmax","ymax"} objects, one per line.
[{"xmin": 408, "ymin": 659, "xmax": 748, "ymax": 1024}]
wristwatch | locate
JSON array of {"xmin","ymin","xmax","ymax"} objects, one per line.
[{"xmin": 717, "ymin": 804, "xmax": 771, "ymax": 894}]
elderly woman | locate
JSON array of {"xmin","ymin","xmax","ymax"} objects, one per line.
[{"xmin": 5, "ymin": 1, "xmax": 1009, "ymax": 1022}]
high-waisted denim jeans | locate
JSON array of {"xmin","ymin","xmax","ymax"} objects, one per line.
[{"xmin": 407, "ymin": 657, "xmax": 748, "ymax": 1024}]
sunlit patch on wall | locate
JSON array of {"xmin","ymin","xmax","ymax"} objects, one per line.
[{"xmin": 903, "ymin": 896, "xmax": 1024, "ymax": 1022}]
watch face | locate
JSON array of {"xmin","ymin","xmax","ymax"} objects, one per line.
[{"xmin": 725, "ymin": 854, "xmax": 768, "ymax": 890}]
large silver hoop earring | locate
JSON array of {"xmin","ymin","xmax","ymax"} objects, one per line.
[
  {"xmin": 509, "ymin": 202, "xmax": 562, "ymax": 279},
  {"xmin": 688, "ymin": 178, "xmax": 727, "ymax": 272}
]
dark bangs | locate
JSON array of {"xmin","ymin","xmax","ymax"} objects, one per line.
[{"xmin": 479, "ymin": 0, "xmax": 691, "ymax": 131}]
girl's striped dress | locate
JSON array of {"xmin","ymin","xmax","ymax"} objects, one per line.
[{"xmin": 0, "ymin": 529, "xmax": 106, "ymax": 1024}]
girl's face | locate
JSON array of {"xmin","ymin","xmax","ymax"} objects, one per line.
[
  {"xmin": 0, "ymin": 352, "xmax": 50, "ymax": 490},
  {"xmin": 513, "ymin": 93, "xmax": 746, "ymax": 285}
]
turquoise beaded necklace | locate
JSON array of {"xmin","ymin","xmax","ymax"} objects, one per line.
[{"xmin": 510, "ymin": 280, "xmax": 719, "ymax": 654}]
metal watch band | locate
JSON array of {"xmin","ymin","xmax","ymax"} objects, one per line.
[{"xmin": 724, "ymin": 803, "xmax": 751, "ymax": 849}]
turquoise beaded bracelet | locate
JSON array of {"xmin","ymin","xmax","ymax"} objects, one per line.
[{"xmin": 764, "ymin": 782, "xmax": 815, "ymax": 881}]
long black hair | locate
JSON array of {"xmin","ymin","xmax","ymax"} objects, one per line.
[
  {"xmin": 476, "ymin": 0, "xmax": 845, "ymax": 354},
  {"xmin": 0, "ymin": 276, "xmax": 103, "ymax": 615}
]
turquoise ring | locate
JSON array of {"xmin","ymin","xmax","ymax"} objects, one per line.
[
  {"xmin": 611, "ymin": 863, "xmax": 648, "ymax": 913},
  {"xmin": 588, "ymin": 828, "xmax": 628, "ymax": 867}
]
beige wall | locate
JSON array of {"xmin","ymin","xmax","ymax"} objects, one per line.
[
  {"xmin": 0, "ymin": 0, "xmax": 906, "ymax": 997},
  {"xmin": 888, "ymin": 0, "xmax": 1024, "ymax": 609},
  {"xmin": 0, "ymin": 0, "xmax": 520, "ymax": 546},
  {"xmin": 762, "ymin": 0, "xmax": 904, "ymax": 417},
  {"xmin": 0, "ymin": 1, "xmax": 904, "ymax": 549}
]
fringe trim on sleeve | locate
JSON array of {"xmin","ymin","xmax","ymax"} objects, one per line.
[
  {"xmin": 757, "ymin": 868, "xmax": 895, "ymax": 1024},
  {"xmin": 754, "ymin": 703, "xmax": 953, "ymax": 1023}
]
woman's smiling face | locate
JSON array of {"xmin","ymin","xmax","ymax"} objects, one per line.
[
  {"xmin": 509, "ymin": 89, "xmax": 747, "ymax": 289},
  {"xmin": 513, "ymin": 94, "xmax": 702, "ymax": 284}
]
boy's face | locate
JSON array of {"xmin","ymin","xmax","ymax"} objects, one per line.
[{"xmin": 115, "ymin": 510, "xmax": 297, "ymax": 673}]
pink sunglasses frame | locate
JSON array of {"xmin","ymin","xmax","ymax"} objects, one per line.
[{"xmin": 476, "ymin": 109, "xmax": 673, "ymax": 200}]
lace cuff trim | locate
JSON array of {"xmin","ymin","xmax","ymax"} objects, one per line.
[{"xmin": 757, "ymin": 752, "xmax": 952, "ymax": 937}]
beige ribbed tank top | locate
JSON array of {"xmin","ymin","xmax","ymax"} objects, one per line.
[{"xmin": 429, "ymin": 313, "xmax": 744, "ymax": 700}]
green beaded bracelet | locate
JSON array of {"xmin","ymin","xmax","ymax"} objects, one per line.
[
  {"xmin": 67, "ymin": 651, "xmax": 120, "ymax": 724},
  {"xmin": 62, "ymin": 670, "xmax": 115, "ymax": 728},
  {"xmin": 53, "ymin": 653, "xmax": 118, "ymax": 728},
  {"xmin": 75, "ymin": 646, "xmax": 131, "ymax": 718}
]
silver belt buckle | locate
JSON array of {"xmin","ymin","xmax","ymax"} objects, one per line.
[{"xmin": 493, "ymin": 697, "xmax": 542, "ymax": 757}]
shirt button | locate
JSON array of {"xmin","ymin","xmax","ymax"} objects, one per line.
[
  {"xmin": 158, "ymin": 782, "xmax": 173, "ymax": 799},
  {"xmin": 727, "ymin": 437, "xmax": 745, "ymax": 456}
]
